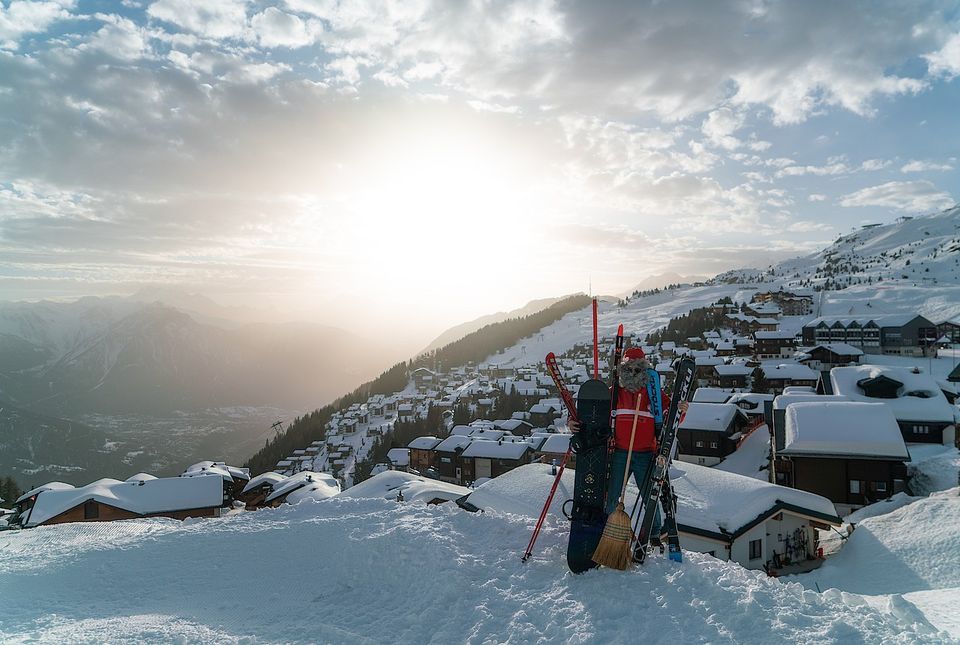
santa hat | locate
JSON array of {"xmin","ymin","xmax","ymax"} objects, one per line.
[{"xmin": 623, "ymin": 347, "xmax": 645, "ymax": 361}]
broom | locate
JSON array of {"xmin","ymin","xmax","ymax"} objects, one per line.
[{"xmin": 592, "ymin": 392, "xmax": 643, "ymax": 570}]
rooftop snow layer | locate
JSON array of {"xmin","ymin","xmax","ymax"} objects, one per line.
[
  {"xmin": 679, "ymin": 403, "xmax": 742, "ymax": 432},
  {"xmin": 782, "ymin": 402, "xmax": 910, "ymax": 459},
  {"xmin": 341, "ymin": 470, "xmax": 469, "ymax": 503},
  {"xmin": 24, "ymin": 475, "xmax": 224, "ymax": 527},
  {"xmin": 830, "ymin": 365, "xmax": 957, "ymax": 423},
  {"xmin": 241, "ymin": 472, "xmax": 285, "ymax": 494},
  {"xmin": 691, "ymin": 388, "xmax": 733, "ymax": 404},
  {"xmin": 460, "ymin": 440, "xmax": 531, "ymax": 460},
  {"xmin": 762, "ymin": 363, "xmax": 818, "ymax": 381},
  {"xmin": 407, "ymin": 436, "xmax": 442, "ymax": 450},
  {"xmin": 773, "ymin": 393, "xmax": 849, "ymax": 410}
]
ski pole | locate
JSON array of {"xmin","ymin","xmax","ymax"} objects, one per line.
[{"xmin": 522, "ymin": 446, "xmax": 572, "ymax": 562}]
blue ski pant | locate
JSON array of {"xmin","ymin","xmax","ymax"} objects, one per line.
[{"xmin": 606, "ymin": 448, "xmax": 662, "ymax": 535}]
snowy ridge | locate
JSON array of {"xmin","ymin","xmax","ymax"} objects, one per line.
[{"xmin": 0, "ymin": 496, "xmax": 948, "ymax": 643}]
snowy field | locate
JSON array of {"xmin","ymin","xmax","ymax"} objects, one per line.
[{"xmin": 1, "ymin": 492, "xmax": 956, "ymax": 644}]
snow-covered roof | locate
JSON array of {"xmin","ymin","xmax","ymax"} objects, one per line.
[
  {"xmin": 773, "ymin": 393, "xmax": 849, "ymax": 410},
  {"xmin": 725, "ymin": 392, "xmax": 775, "ymax": 408},
  {"xmin": 386, "ymin": 448, "xmax": 410, "ymax": 466},
  {"xmin": 537, "ymin": 434, "xmax": 571, "ymax": 454},
  {"xmin": 807, "ymin": 343, "xmax": 864, "ymax": 356},
  {"xmin": 241, "ymin": 472, "xmax": 286, "ymax": 494},
  {"xmin": 407, "ymin": 436, "xmax": 442, "ymax": 450},
  {"xmin": 529, "ymin": 403, "xmax": 559, "ymax": 414},
  {"xmin": 713, "ymin": 364, "xmax": 754, "ymax": 376},
  {"xmin": 125, "ymin": 473, "xmax": 158, "ymax": 483},
  {"xmin": 180, "ymin": 465, "xmax": 233, "ymax": 481},
  {"xmin": 24, "ymin": 475, "xmax": 224, "ymax": 527},
  {"xmin": 450, "ymin": 425, "xmax": 474, "ymax": 436},
  {"xmin": 16, "ymin": 482, "xmax": 75, "ymax": 505},
  {"xmin": 695, "ymin": 357, "xmax": 724, "ymax": 367},
  {"xmin": 434, "ymin": 435, "xmax": 473, "ymax": 452},
  {"xmin": 463, "ymin": 463, "xmax": 839, "ymax": 539},
  {"xmin": 265, "ymin": 471, "xmax": 339, "ymax": 504},
  {"xmin": 496, "ymin": 418, "xmax": 531, "ymax": 432},
  {"xmin": 679, "ymin": 403, "xmax": 742, "ymax": 432},
  {"xmin": 803, "ymin": 314, "xmax": 924, "ymax": 328},
  {"xmin": 284, "ymin": 479, "xmax": 340, "ymax": 505},
  {"xmin": 782, "ymin": 402, "xmax": 910, "ymax": 460},
  {"xmin": 754, "ymin": 331, "xmax": 796, "ymax": 340},
  {"xmin": 830, "ymin": 365, "xmax": 956, "ymax": 423},
  {"xmin": 470, "ymin": 429, "xmax": 506, "ymax": 441},
  {"xmin": 782, "ymin": 386, "xmax": 816, "ymax": 395},
  {"xmin": 341, "ymin": 471, "xmax": 470, "ymax": 504},
  {"xmin": 761, "ymin": 363, "xmax": 818, "ymax": 381},
  {"xmin": 691, "ymin": 388, "xmax": 732, "ymax": 404},
  {"xmin": 460, "ymin": 440, "xmax": 532, "ymax": 460}
]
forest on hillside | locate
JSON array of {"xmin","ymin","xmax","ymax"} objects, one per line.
[{"xmin": 244, "ymin": 295, "xmax": 591, "ymax": 475}]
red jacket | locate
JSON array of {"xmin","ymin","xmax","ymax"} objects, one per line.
[{"xmin": 613, "ymin": 386, "xmax": 671, "ymax": 452}]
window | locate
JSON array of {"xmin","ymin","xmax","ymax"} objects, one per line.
[
  {"xmin": 695, "ymin": 441, "xmax": 704, "ymax": 448},
  {"xmin": 710, "ymin": 442, "xmax": 719, "ymax": 449},
  {"xmin": 875, "ymin": 481, "xmax": 888, "ymax": 493},
  {"xmin": 440, "ymin": 457, "xmax": 451, "ymax": 464},
  {"xmin": 83, "ymin": 500, "xmax": 99, "ymax": 520},
  {"xmin": 849, "ymin": 480, "xmax": 861, "ymax": 494},
  {"xmin": 749, "ymin": 539, "xmax": 762, "ymax": 560}
]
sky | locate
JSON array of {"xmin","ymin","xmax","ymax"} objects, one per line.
[{"xmin": 1, "ymin": 0, "xmax": 959, "ymax": 346}]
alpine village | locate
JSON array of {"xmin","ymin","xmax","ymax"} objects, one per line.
[{"xmin": 3, "ymin": 207, "xmax": 960, "ymax": 641}]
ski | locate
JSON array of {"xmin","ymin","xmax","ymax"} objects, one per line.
[
  {"xmin": 633, "ymin": 357, "xmax": 695, "ymax": 564},
  {"xmin": 659, "ymin": 474, "xmax": 683, "ymax": 562},
  {"xmin": 545, "ymin": 352, "xmax": 578, "ymax": 422}
]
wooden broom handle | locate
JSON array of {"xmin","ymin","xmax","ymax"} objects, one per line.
[{"xmin": 618, "ymin": 391, "xmax": 644, "ymax": 504}]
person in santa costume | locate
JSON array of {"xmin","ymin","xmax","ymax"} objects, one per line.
[{"xmin": 606, "ymin": 346, "xmax": 687, "ymax": 546}]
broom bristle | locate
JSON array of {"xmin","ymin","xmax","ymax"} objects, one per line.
[{"xmin": 591, "ymin": 503, "xmax": 634, "ymax": 570}]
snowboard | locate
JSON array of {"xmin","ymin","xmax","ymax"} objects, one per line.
[{"xmin": 566, "ymin": 378, "xmax": 612, "ymax": 574}]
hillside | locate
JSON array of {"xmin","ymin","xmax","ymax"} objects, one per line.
[{"xmin": 420, "ymin": 296, "xmax": 568, "ymax": 354}]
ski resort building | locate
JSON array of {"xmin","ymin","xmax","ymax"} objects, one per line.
[
  {"xmin": 800, "ymin": 315, "xmax": 938, "ymax": 356},
  {"xmin": 757, "ymin": 364, "xmax": 819, "ymax": 395},
  {"xmin": 676, "ymin": 403, "xmax": 749, "ymax": 466},
  {"xmin": 433, "ymin": 435, "xmax": 473, "ymax": 484},
  {"xmin": 797, "ymin": 344, "xmax": 863, "ymax": 371},
  {"xmin": 408, "ymin": 437, "xmax": 442, "ymax": 474},
  {"xmin": 12, "ymin": 475, "xmax": 224, "ymax": 528},
  {"xmin": 753, "ymin": 331, "xmax": 797, "ymax": 359},
  {"xmin": 828, "ymin": 365, "xmax": 957, "ymax": 445},
  {"xmin": 712, "ymin": 364, "xmax": 754, "ymax": 388},
  {"xmin": 459, "ymin": 440, "xmax": 535, "ymax": 484},
  {"xmin": 237, "ymin": 472, "xmax": 286, "ymax": 509},
  {"xmin": 774, "ymin": 401, "xmax": 910, "ymax": 515}
]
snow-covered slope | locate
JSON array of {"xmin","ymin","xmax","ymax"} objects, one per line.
[
  {"xmin": 798, "ymin": 488, "xmax": 960, "ymax": 597},
  {"xmin": 0, "ymin": 496, "xmax": 949, "ymax": 643},
  {"xmin": 485, "ymin": 206, "xmax": 960, "ymax": 366}
]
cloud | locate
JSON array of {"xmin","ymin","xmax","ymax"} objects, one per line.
[
  {"xmin": 838, "ymin": 180, "xmax": 955, "ymax": 212},
  {"xmin": 860, "ymin": 158, "xmax": 890, "ymax": 171},
  {"xmin": 900, "ymin": 159, "xmax": 954, "ymax": 173},
  {"xmin": 0, "ymin": 0, "xmax": 74, "ymax": 50},
  {"xmin": 776, "ymin": 157, "xmax": 851, "ymax": 177},
  {"xmin": 251, "ymin": 7, "xmax": 321, "ymax": 48},
  {"xmin": 926, "ymin": 32, "xmax": 960, "ymax": 78},
  {"xmin": 702, "ymin": 108, "xmax": 745, "ymax": 150},
  {"xmin": 147, "ymin": 0, "xmax": 249, "ymax": 40},
  {"xmin": 808, "ymin": 194, "xmax": 827, "ymax": 201},
  {"xmin": 80, "ymin": 14, "xmax": 149, "ymax": 61}
]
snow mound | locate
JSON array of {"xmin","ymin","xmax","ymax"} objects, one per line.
[
  {"xmin": 908, "ymin": 445, "xmax": 960, "ymax": 496},
  {"xmin": 342, "ymin": 470, "xmax": 471, "ymax": 504},
  {"xmin": 0, "ymin": 496, "xmax": 948, "ymax": 643},
  {"xmin": 799, "ymin": 489, "xmax": 960, "ymax": 595}
]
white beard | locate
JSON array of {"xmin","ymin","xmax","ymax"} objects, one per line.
[{"xmin": 618, "ymin": 359, "xmax": 650, "ymax": 391}]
